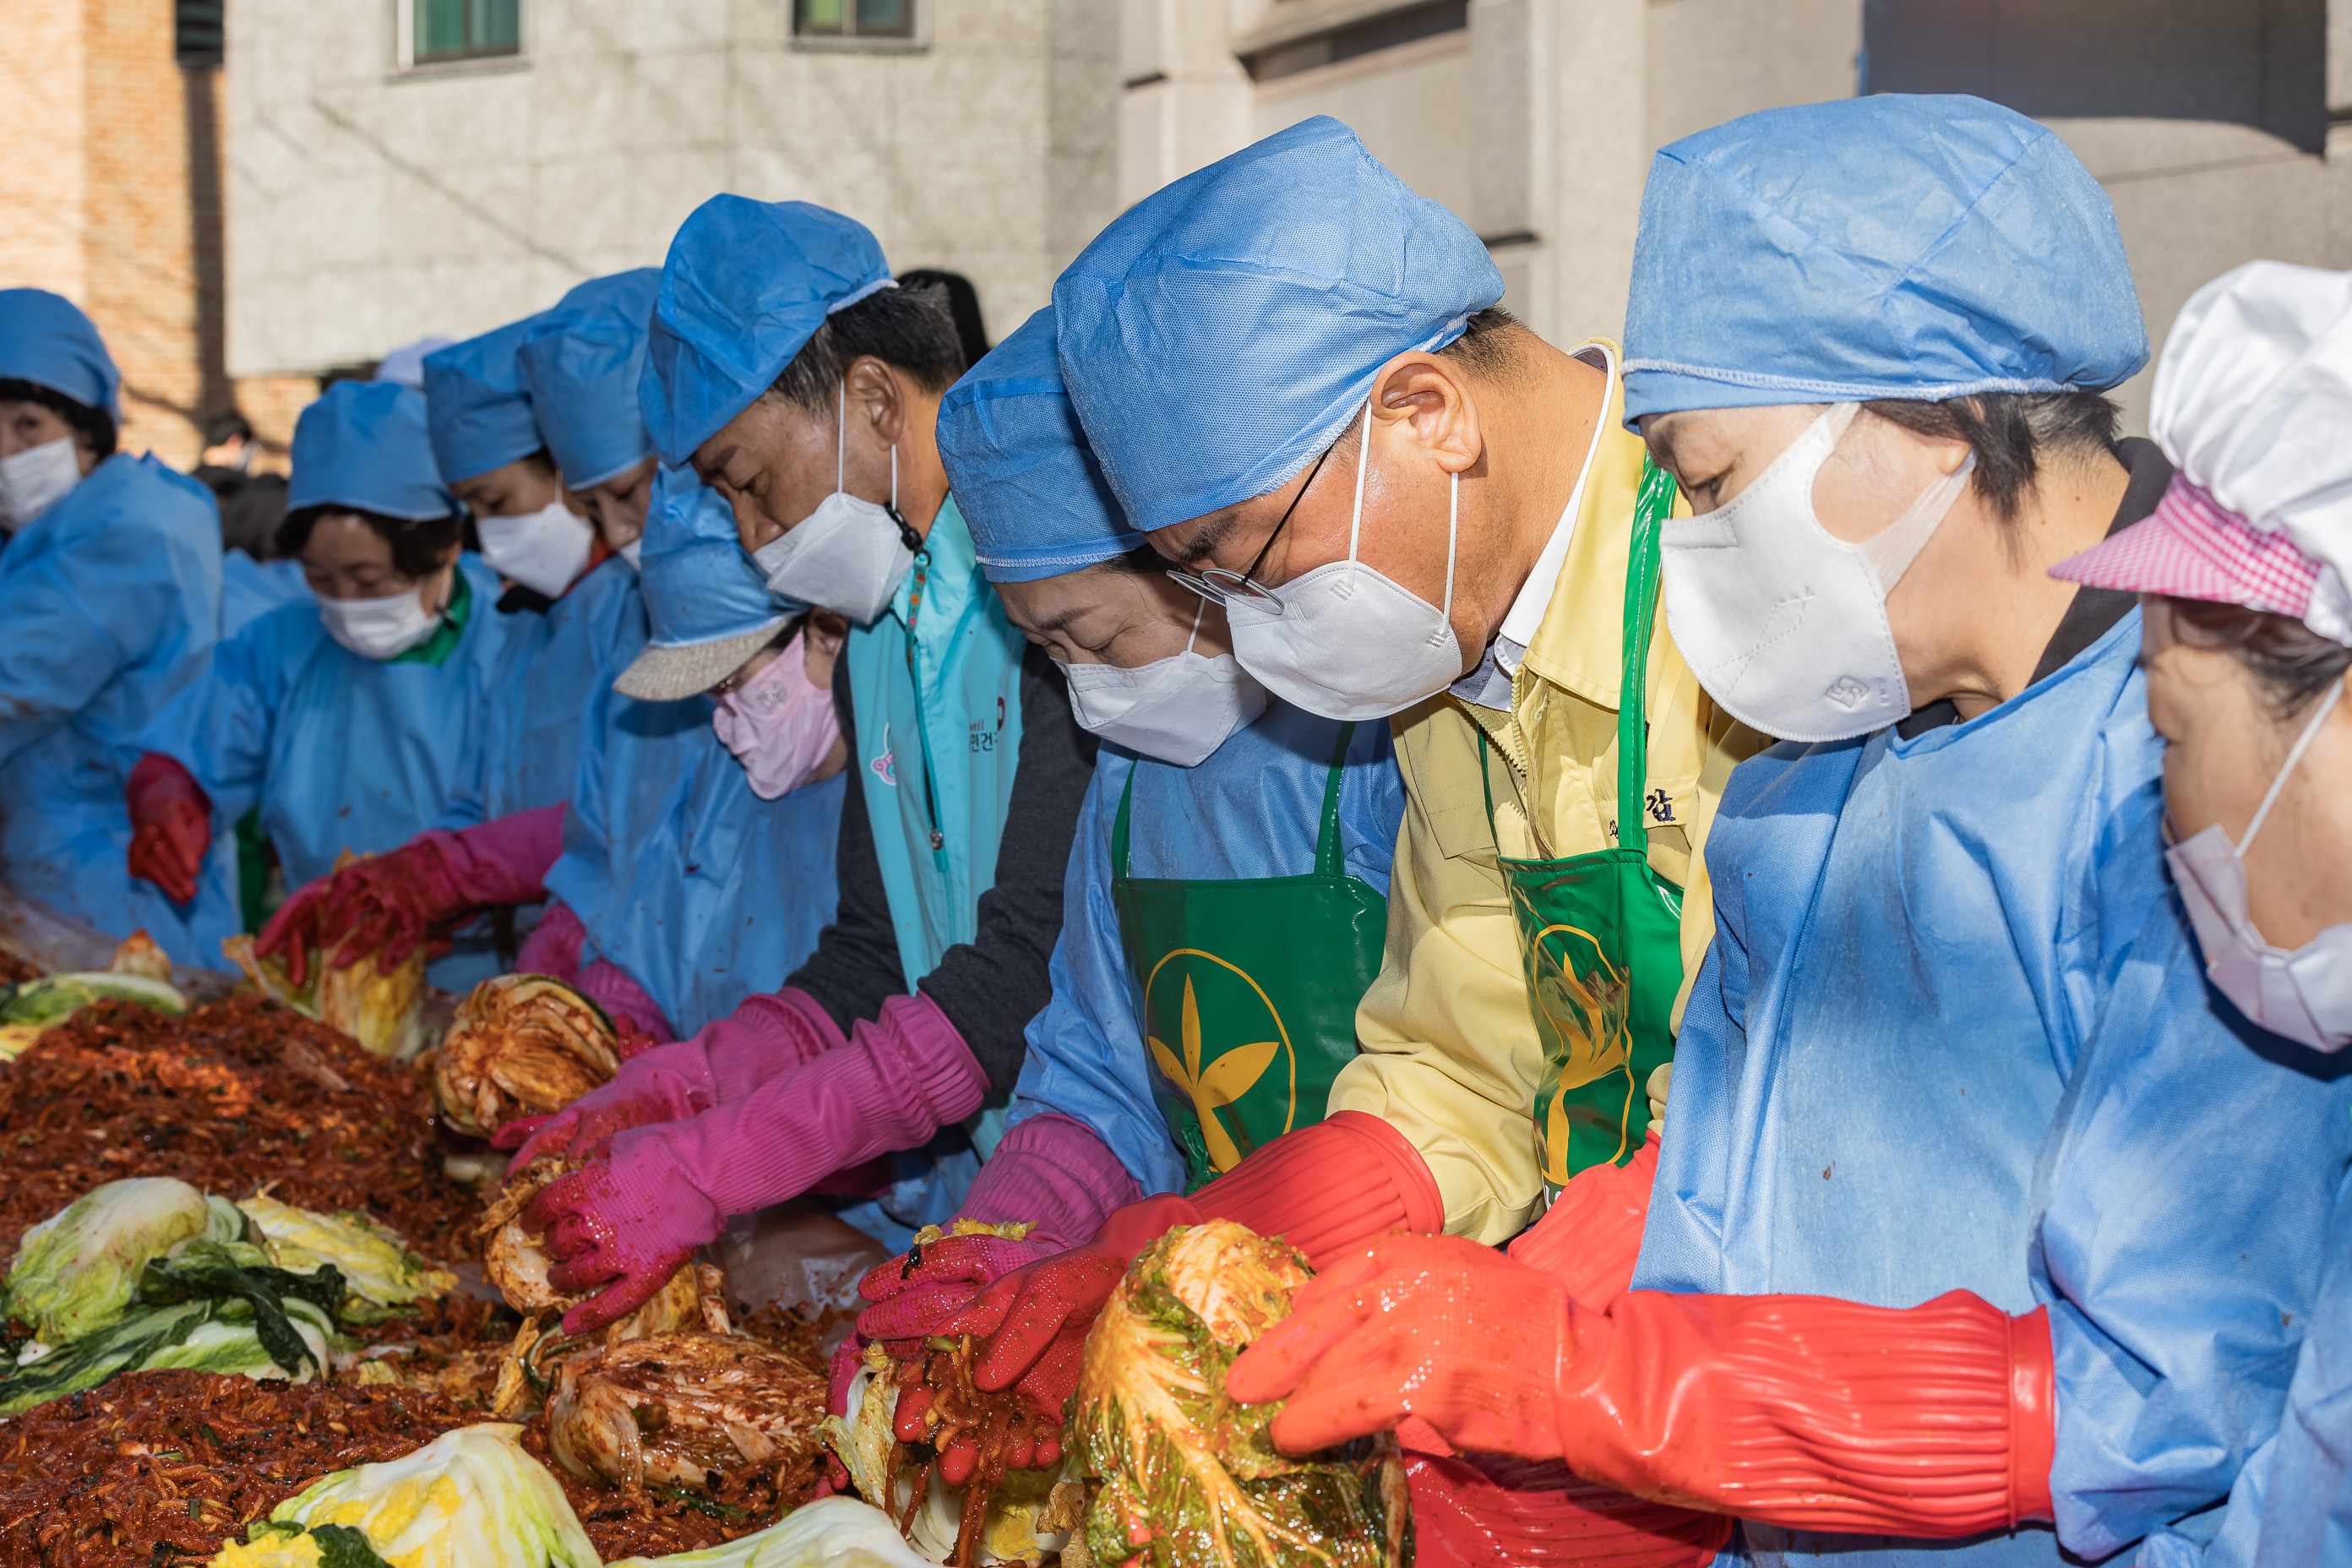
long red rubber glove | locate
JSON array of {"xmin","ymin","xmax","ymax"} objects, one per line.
[
  {"xmin": 922, "ymin": 1111, "xmax": 1445, "ymax": 1424},
  {"xmin": 1407, "ymin": 1453, "xmax": 1731, "ymax": 1568},
  {"xmin": 1228, "ymin": 1233, "xmax": 2055, "ymax": 1537},
  {"xmin": 125, "ymin": 753, "xmax": 212, "ymax": 906},
  {"xmin": 259, "ymin": 803, "xmax": 568, "ymax": 983},
  {"xmin": 1507, "ymin": 1127, "xmax": 1659, "ymax": 1309}
]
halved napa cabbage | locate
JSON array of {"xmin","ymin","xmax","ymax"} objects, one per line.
[
  {"xmin": 237, "ymin": 1195, "xmax": 455, "ymax": 1314},
  {"xmin": 2, "ymin": 1177, "xmax": 226, "ymax": 1341},
  {"xmin": 0, "ymin": 970, "xmax": 188, "ymax": 1059},
  {"xmin": 602, "ymin": 1496, "xmax": 936, "ymax": 1568}
]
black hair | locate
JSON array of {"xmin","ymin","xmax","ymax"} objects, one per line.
[
  {"xmin": 1864, "ymin": 393, "xmax": 2121, "ymax": 530},
  {"xmin": 203, "ymin": 409, "xmax": 254, "ymax": 448},
  {"xmin": 1102, "ymin": 542, "xmax": 1177, "ymax": 574},
  {"xmin": 0, "ymin": 377, "xmax": 116, "ymax": 459},
  {"xmin": 763, "ymin": 281, "xmax": 966, "ymax": 414},
  {"xmin": 2166, "ymin": 597, "xmax": 2352, "ymax": 721},
  {"xmin": 896, "ymin": 270, "xmax": 990, "ymax": 372},
  {"xmin": 1435, "ymin": 307, "xmax": 1527, "ymax": 381},
  {"xmin": 275, "ymin": 503, "xmax": 465, "ymax": 580}
]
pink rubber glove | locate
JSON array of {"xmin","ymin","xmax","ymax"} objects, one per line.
[
  {"xmin": 579, "ymin": 961, "xmax": 671, "ymax": 1040},
  {"xmin": 854, "ymin": 1113, "xmax": 1142, "ymax": 1344},
  {"xmin": 525, "ymin": 1155, "xmax": 714, "ymax": 1334},
  {"xmin": 497, "ymin": 987, "xmax": 844, "ymax": 1167},
  {"xmin": 1505, "ymin": 1127, "xmax": 1660, "ymax": 1310},
  {"xmin": 510, "ymin": 902, "xmax": 675, "ymax": 1040},
  {"xmin": 547, "ymin": 992, "xmax": 987, "ymax": 1333}
]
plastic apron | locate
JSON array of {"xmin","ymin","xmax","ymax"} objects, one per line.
[
  {"xmin": 1111, "ymin": 722, "xmax": 1386, "ymax": 1190},
  {"xmin": 1483, "ymin": 460, "xmax": 1685, "ymax": 1188}
]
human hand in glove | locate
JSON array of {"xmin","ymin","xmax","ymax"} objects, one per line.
[
  {"xmin": 1228, "ymin": 1233, "xmax": 2055, "ymax": 1537},
  {"xmin": 496, "ymin": 1035, "xmax": 708, "ymax": 1167},
  {"xmin": 125, "ymin": 754, "xmax": 212, "ymax": 906},
  {"xmin": 525, "ymin": 1147, "xmax": 721, "ymax": 1335}
]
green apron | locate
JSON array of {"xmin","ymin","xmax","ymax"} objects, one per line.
[
  {"xmin": 1483, "ymin": 460, "xmax": 1686, "ymax": 1191},
  {"xmin": 1112, "ymin": 725, "xmax": 1388, "ymax": 1191}
]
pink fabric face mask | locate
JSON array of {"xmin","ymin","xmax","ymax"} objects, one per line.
[{"xmin": 710, "ymin": 631, "xmax": 841, "ymax": 800}]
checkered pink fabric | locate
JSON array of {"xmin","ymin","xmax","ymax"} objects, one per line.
[{"xmin": 2050, "ymin": 474, "xmax": 2322, "ymax": 620}]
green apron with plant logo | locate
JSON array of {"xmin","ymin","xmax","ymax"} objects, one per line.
[
  {"xmin": 1112, "ymin": 725, "xmax": 1388, "ymax": 1191},
  {"xmin": 1483, "ymin": 460, "xmax": 1686, "ymax": 1193}
]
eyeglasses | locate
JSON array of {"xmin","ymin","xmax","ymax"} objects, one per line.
[{"xmin": 1165, "ymin": 438, "xmax": 1338, "ymax": 616}]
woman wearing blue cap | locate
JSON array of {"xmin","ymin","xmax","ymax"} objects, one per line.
[
  {"xmin": 1219, "ymin": 98, "xmax": 2350, "ymax": 1566},
  {"xmin": 255, "ymin": 276, "xmax": 667, "ymax": 983},
  {"xmin": 852, "ymin": 308, "xmax": 1413, "ymax": 1412},
  {"xmin": 503, "ymin": 198, "xmax": 1098, "ymax": 1331},
  {"xmin": 0, "ymin": 289, "xmax": 226, "ymax": 965},
  {"xmin": 126, "ymin": 380, "xmax": 519, "ymax": 991}
]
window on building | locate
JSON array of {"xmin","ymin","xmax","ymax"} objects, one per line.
[
  {"xmin": 1240, "ymin": 0, "xmax": 1467, "ymax": 84},
  {"xmin": 176, "ymin": 0, "xmax": 225, "ymax": 67},
  {"xmin": 793, "ymin": 0, "xmax": 917, "ymax": 41},
  {"xmin": 414, "ymin": 0, "xmax": 521, "ymax": 65}
]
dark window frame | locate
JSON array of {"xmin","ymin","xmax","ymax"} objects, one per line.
[
  {"xmin": 792, "ymin": 0, "xmax": 918, "ymax": 42},
  {"xmin": 412, "ymin": 0, "xmax": 523, "ymax": 67}
]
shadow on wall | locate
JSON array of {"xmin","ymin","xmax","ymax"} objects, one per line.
[{"xmin": 1862, "ymin": 0, "xmax": 2329, "ymax": 153}]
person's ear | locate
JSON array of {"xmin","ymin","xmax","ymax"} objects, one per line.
[
  {"xmin": 1367, "ymin": 352, "xmax": 1481, "ymax": 476},
  {"xmin": 847, "ymin": 356, "xmax": 906, "ymax": 448}
]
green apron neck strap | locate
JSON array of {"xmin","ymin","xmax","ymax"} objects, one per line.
[
  {"xmin": 1617, "ymin": 458, "xmax": 1678, "ymax": 839},
  {"xmin": 1313, "ymin": 721, "xmax": 1357, "ymax": 879},
  {"xmin": 1112, "ymin": 759, "xmax": 1137, "ymax": 878}
]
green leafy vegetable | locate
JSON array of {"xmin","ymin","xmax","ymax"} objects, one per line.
[
  {"xmin": 3, "ymin": 1177, "xmax": 215, "ymax": 1342},
  {"xmin": 237, "ymin": 1195, "xmax": 455, "ymax": 1313}
]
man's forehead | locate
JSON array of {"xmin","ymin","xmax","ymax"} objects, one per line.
[{"xmin": 1152, "ymin": 505, "xmax": 1252, "ymax": 567}]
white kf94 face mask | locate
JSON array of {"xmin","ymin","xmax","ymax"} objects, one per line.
[
  {"xmin": 1058, "ymin": 601, "xmax": 1270, "ymax": 766},
  {"xmin": 751, "ymin": 384, "xmax": 917, "ymax": 626},
  {"xmin": 476, "ymin": 498, "xmax": 594, "ymax": 599},
  {"xmin": 1225, "ymin": 402, "xmax": 1465, "ymax": 723},
  {"xmin": 318, "ymin": 584, "xmax": 444, "ymax": 661},
  {"xmin": 2168, "ymin": 677, "xmax": 2352, "ymax": 1053},
  {"xmin": 1658, "ymin": 403, "xmax": 1975, "ymax": 743},
  {"xmin": 0, "ymin": 436, "xmax": 84, "ymax": 531}
]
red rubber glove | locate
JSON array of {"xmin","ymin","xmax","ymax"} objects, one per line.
[
  {"xmin": 854, "ymin": 1113, "xmax": 1143, "ymax": 1343},
  {"xmin": 1505, "ymin": 1127, "xmax": 1659, "ymax": 1310},
  {"xmin": 1228, "ymin": 1233, "xmax": 2056, "ymax": 1537},
  {"xmin": 525, "ymin": 1153, "xmax": 716, "ymax": 1335},
  {"xmin": 125, "ymin": 754, "xmax": 212, "ymax": 906},
  {"xmin": 497, "ymin": 988, "xmax": 847, "ymax": 1168},
  {"xmin": 1407, "ymin": 1453, "xmax": 1730, "ymax": 1568}
]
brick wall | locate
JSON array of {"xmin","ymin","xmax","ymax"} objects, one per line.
[{"xmin": 0, "ymin": 0, "xmax": 299, "ymax": 472}]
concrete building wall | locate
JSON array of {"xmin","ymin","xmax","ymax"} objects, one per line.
[{"xmin": 225, "ymin": 0, "xmax": 1120, "ymax": 381}]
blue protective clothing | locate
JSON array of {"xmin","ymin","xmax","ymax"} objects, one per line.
[
  {"xmin": 0, "ymin": 454, "xmax": 224, "ymax": 962},
  {"xmin": 938, "ymin": 306, "xmax": 1144, "ymax": 582},
  {"xmin": 220, "ymin": 550, "xmax": 312, "ymax": 637},
  {"xmin": 547, "ymin": 467, "xmax": 841, "ymax": 1037},
  {"xmin": 1620, "ymin": 95, "xmax": 2148, "ymax": 427},
  {"xmin": 435, "ymin": 553, "xmax": 642, "ymax": 830},
  {"xmin": 1008, "ymin": 705, "xmax": 1403, "ymax": 1194},
  {"xmin": 135, "ymin": 555, "xmax": 519, "ymax": 989},
  {"xmin": 0, "ymin": 288, "xmax": 121, "ymax": 415},
  {"xmin": 1052, "ymin": 117, "xmax": 1501, "ymax": 536},
  {"xmin": 287, "ymin": 382, "xmax": 455, "ymax": 520},
  {"xmin": 844, "ymin": 495, "xmax": 1026, "ymax": 991},
  {"xmin": 1636, "ymin": 614, "xmax": 2352, "ymax": 1567},
  {"xmin": 422, "ymin": 320, "xmax": 546, "ymax": 484},
  {"xmin": 519, "ymin": 270, "xmax": 662, "ymax": 490},
  {"xmin": 640, "ymin": 195, "xmax": 894, "ymax": 465}
]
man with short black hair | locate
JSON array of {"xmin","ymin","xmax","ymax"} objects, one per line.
[{"xmin": 193, "ymin": 407, "xmax": 289, "ymax": 558}]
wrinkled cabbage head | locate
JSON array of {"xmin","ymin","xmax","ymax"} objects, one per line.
[
  {"xmin": 1069, "ymin": 1220, "xmax": 1408, "ymax": 1568},
  {"xmin": 238, "ymin": 1195, "xmax": 456, "ymax": 1314},
  {"xmin": 433, "ymin": 974, "xmax": 620, "ymax": 1139},
  {"xmin": 210, "ymin": 1423, "xmax": 600, "ymax": 1568},
  {"xmin": 3, "ymin": 1177, "xmax": 222, "ymax": 1342}
]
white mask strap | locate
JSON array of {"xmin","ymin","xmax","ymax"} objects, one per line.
[
  {"xmin": 1441, "ymin": 466, "xmax": 1457, "ymax": 623},
  {"xmin": 2240, "ymin": 676, "xmax": 2344, "ymax": 855},
  {"xmin": 834, "ymin": 382, "xmax": 847, "ymax": 495},
  {"xmin": 1184, "ymin": 596, "xmax": 1204, "ymax": 656},
  {"xmin": 1344, "ymin": 400, "xmax": 1373, "ymax": 586},
  {"xmin": 890, "ymin": 442, "xmax": 898, "ymax": 512},
  {"xmin": 1864, "ymin": 449, "xmax": 1977, "ymax": 593}
]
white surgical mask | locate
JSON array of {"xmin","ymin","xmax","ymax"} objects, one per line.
[
  {"xmin": 318, "ymin": 582, "xmax": 444, "ymax": 661},
  {"xmin": 2168, "ymin": 678, "xmax": 2352, "ymax": 1053},
  {"xmin": 1658, "ymin": 403, "xmax": 1975, "ymax": 743},
  {"xmin": 750, "ymin": 384, "xmax": 915, "ymax": 626},
  {"xmin": 1058, "ymin": 602, "xmax": 1269, "ymax": 767},
  {"xmin": 1226, "ymin": 402, "xmax": 1463, "ymax": 722},
  {"xmin": 476, "ymin": 498, "xmax": 593, "ymax": 599},
  {"xmin": 618, "ymin": 536, "xmax": 643, "ymax": 570},
  {"xmin": 0, "ymin": 437, "xmax": 83, "ymax": 531}
]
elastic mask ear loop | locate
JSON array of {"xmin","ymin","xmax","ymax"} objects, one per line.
[
  {"xmin": 2238, "ymin": 676, "xmax": 2344, "ymax": 855},
  {"xmin": 834, "ymin": 381, "xmax": 847, "ymax": 497},
  {"xmin": 1184, "ymin": 596, "xmax": 1204, "ymax": 656},
  {"xmin": 1343, "ymin": 400, "xmax": 1373, "ymax": 593},
  {"xmin": 1435, "ymin": 466, "xmax": 1457, "ymax": 646},
  {"xmin": 1863, "ymin": 449, "xmax": 1978, "ymax": 594}
]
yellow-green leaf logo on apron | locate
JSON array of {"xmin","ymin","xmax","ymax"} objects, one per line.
[{"xmin": 1141, "ymin": 950, "xmax": 1295, "ymax": 1174}]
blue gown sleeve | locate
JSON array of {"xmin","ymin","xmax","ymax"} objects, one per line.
[
  {"xmin": 1005, "ymin": 751, "xmax": 1190, "ymax": 1198},
  {"xmin": 2039, "ymin": 858, "xmax": 2352, "ymax": 1560},
  {"xmin": 133, "ymin": 607, "xmax": 299, "ymax": 827},
  {"xmin": 0, "ymin": 504, "xmax": 184, "ymax": 770}
]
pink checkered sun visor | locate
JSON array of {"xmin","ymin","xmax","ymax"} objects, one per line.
[{"xmin": 2050, "ymin": 473, "xmax": 2325, "ymax": 625}]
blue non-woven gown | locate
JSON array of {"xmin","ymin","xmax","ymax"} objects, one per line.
[
  {"xmin": 220, "ymin": 550, "xmax": 311, "ymax": 638},
  {"xmin": 1009, "ymin": 703, "xmax": 1403, "ymax": 1196},
  {"xmin": 0, "ymin": 454, "xmax": 226, "ymax": 963},
  {"xmin": 1636, "ymin": 613, "xmax": 2352, "ymax": 1568},
  {"xmin": 134, "ymin": 554, "xmax": 518, "ymax": 990}
]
